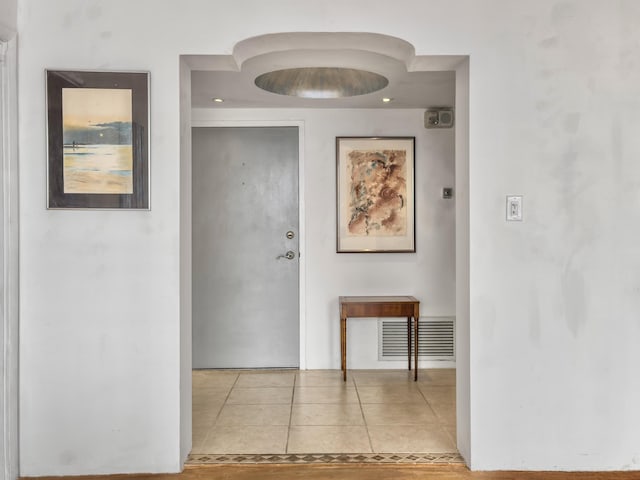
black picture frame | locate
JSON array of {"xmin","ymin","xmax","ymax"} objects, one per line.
[{"xmin": 46, "ymin": 70, "xmax": 150, "ymax": 209}]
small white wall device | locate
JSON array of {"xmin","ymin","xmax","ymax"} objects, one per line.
[{"xmin": 506, "ymin": 195, "xmax": 523, "ymax": 221}]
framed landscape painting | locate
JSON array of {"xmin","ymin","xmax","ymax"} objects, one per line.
[
  {"xmin": 46, "ymin": 70, "xmax": 149, "ymax": 209},
  {"xmin": 336, "ymin": 136, "xmax": 415, "ymax": 253}
]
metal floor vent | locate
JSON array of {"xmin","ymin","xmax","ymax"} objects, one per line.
[{"xmin": 379, "ymin": 317, "xmax": 455, "ymax": 361}]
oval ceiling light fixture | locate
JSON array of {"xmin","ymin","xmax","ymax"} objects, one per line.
[{"xmin": 254, "ymin": 67, "xmax": 389, "ymax": 99}]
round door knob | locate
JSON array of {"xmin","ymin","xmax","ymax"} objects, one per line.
[{"xmin": 285, "ymin": 250, "xmax": 295, "ymax": 260}]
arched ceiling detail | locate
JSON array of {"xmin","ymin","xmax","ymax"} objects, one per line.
[{"xmin": 183, "ymin": 32, "xmax": 463, "ymax": 108}]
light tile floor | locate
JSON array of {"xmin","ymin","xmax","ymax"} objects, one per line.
[{"xmin": 192, "ymin": 369, "xmax": 456, "ymax": 455}]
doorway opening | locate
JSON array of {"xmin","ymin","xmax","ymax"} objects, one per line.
[{"xmin": 179, "ymin": 31, "xmax": 470, "ymax": 465}]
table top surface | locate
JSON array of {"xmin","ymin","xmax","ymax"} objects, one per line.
[{"xmin": 339, "ymin": 296, "xmax": 419, "ymax": 304}]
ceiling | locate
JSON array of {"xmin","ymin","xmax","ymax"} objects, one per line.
[
  {"xmin": 186, "ymin": 33, "xmax": 459, "ymax": 110},
  {"xmin": 191, "ymin": 68, "xmax": 455, "ymax": 109}
]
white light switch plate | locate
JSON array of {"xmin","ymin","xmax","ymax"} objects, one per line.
[{"xmin": 506, "ymin": 195, "xmax": 523, "ymax": 221}]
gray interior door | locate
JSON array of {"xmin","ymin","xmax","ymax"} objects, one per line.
[{"xmin": 192, "ymin": 126, "xmax": 299, "ymax": 368}]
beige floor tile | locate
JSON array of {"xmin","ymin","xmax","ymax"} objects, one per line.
[
  {"xmin": 296, "ymin": 370, "xmax": 355, "ymax": 387},
  {"xmin": 353, "ymin": 370, "xmax": 417, "ymax": 386},
  {"xmin": 201, "ymin": 425, "xmax": 288, "ymax": 454},
  {"xmin": 192, "ymin": 402, "xmax": 224, "ymax": 426},
  {"xmin": 192, "ymin": 370, "xmax": 239, "ymax": 389},
  {"xmin": 216, "ymin": 404, "xmax": 291, "ymax": 426},
  {"xmin": 418, "ymin": 368, "xmax": 456, "ymax": 386},
  {"xmin": 191, "ymin": 368, "xmax": 458, "ymax": 456},
  {"xmin": 358, "ymin": 382, "xmax": 422, "ymax": 392},
  {"xmin": 362, "ymin": 403, "xmax": 438, "ymax": 425},
  {"xmin": 192, "ymin": 412, "xmax": 218, "ymax": 428},
  {"xmin": 419, "ymin": 385, "xmax": 455, "ymax": 405},
  {"xmin": 287, "ymin": 426, "xmax": 372, "ymax": 453},
  {"xmin": 192, "ymin": 390, "xmax": 230, "ymax": 407},
  {"xmin": 443, "ymin": 424, "xmax": 457, "ymax": 444},
  {"xmin": 193, "ymin": 388, "xmax": 233, "ymax": 400},
  {"xmin": 291, "ymin": 404, "xmax": 364, "ymax": 426},
  {"xmin": 235, "ymin": 372, "xmax": 296, "ymax": 388},
  {"xmin": 191, "ymin": 424, "xmax": 213, "ymax": 454},
  {"xmin": 429, "ymin": 402, "xmax": 456, "ymax": 425},
  {"xmin": 419, "ymin": 385, "xmax": 456, "ymax": 424},
  {"xmin": 367, "ymin": 425, "xmax": 456, "ymax": 453},
  {"xmin": 226, "ymin": 387, "xmax": 293, "ymax": 405},
  {"xmin": 356, "ymin": 385, "xmax": 427, "ymax": 404},
  {"xmin": 293, "ymin": 386, "xmax": 359, "ymax": 404},
  {"xmin": 191, "ymin": 441, "xmax": 209, "ymax": 455}
]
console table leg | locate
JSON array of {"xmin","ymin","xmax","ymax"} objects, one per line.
[
  {"xmin": 407, "ymin": 316, "xmax": 412, "ymax": 371},
  {"xmin": 341, "ymin": 317, "xmax": 347, "ymax": 381},
  {"xmin": 414, "ymin": 316, "xmax": 419, "ymax": 381}
]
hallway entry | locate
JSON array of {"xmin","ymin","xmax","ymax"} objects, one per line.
[
  {"xmin": 192, "ymin": 126, "xmax": 300, "ymax": 368},
  {"xmin": 189, "ymin": 369, "xmax": 458, "ymax": 459}
]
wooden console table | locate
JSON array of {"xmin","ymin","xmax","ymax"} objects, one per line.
[{"xmin": 339, "ymin": 296, "xmax": 420, "ymax": 381}]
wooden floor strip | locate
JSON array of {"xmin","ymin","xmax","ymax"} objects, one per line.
[{"xmin": 23, "ymin": 464, "xmax": 640, "ymax": 480}]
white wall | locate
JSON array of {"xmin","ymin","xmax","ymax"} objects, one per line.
[
  {"xmin": 192, "ymin": 108, "xmax": 456, "ymax": 371},
  {"xmin": 1, "ymin": 38, "xmax": 19, "ymax": 480},
  {"xmin": 16, "ymin": 0, "xmax": 640, "ymax": 475},
  {"xmin": 178, "ymin": 60, "xmax": 192, "ymax": 467},
  {"xmin": 0, "ymin": 15, "xmax": 19, "ymax": 480},
  {"xmin": 0, "ymin": 0, "xmax": 17, "ymax": 40},
  {"xmin": 18, "ymin": 2, "xmax": 182, "ymax": 475},
  {"xmin": 454, "ymin": 59, "xmax": 470, "ymax": 465}
]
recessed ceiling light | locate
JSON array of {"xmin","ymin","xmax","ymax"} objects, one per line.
[
  {"xmin": 382, "ymin": 97, "xmax": 393, "ymax": 103},
  {"xmin": 212, "ymin": 98, "xmax": 224, "ymax": 103}
]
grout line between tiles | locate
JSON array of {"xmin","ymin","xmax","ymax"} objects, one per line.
[
  {"xmin": 284, "ymin": 371, "xmax": 296, "ymax": 453},
  {"xmin": 214, "ymin": 372, "xmax": 240, "ymax": 423},
  {"xmin": 417, "ymin": 380, "xmax": 442, "ymax": 423},
  {"xmin": 353, "ymin": 374, "xmax": 375, "ymax": 454},
  {"xmin": 194, "ymin": 371, "xmax": 240, "ymax": 451}
]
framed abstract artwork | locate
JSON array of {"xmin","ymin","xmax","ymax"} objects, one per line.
[
  {"xmin": 336, "ymin": 136, "xmax": 415, "ymax": 253},
  {"xmin": 46, "ymin": 70, "xmax": 150, "ymax": 209}
]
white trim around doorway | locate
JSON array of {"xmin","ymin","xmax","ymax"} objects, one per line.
[{"xmin": 0, "ymin": 37, "xmax": 20, "ymax": 480}]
